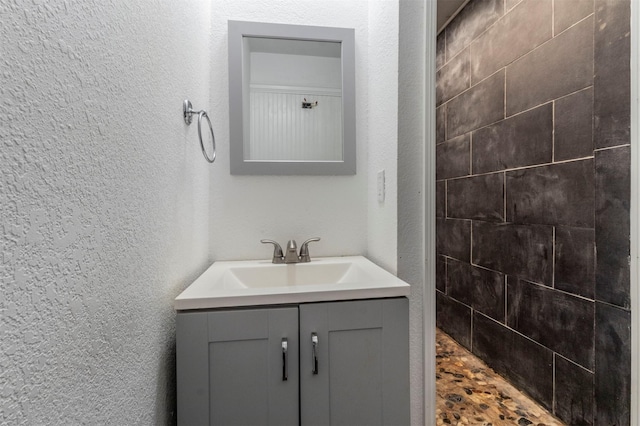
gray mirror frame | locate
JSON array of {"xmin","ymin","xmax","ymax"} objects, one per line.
[{"xmin": 228, "ymin": 20, "xmax": 356, "ymax": 175}]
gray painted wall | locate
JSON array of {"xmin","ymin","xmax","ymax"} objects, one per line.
[{"xmin": 435, "ymin": 0, "xmax": 632, "ymax": 424}]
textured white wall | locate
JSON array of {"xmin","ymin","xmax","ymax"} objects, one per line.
[
  {"xmin": 367, "ymin": 1, "xmax": 399, "ymax": 273},
  {"xmin": 0, "ymin": 0, "xmax": 212, "ymax": 423},
  {"xmin": 209, "ymin": 0, "xmax": 398, "ymax": 266}
]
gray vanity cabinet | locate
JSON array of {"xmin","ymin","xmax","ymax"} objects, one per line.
[
  {"xmin": 299, "ymin": 298, "xmax": 410, "ymax": 426},
  {"xmin": 176, "ymin": 307, "xmax": 300, "ymax": 426},
  {"xmin": 176, "ymin": 298, "xmax": 409, "ymax": 426}
]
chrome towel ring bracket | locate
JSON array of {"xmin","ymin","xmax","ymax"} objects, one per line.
[{"xmin": 183, "ymin": 99, "xmax": 216, "ymax": 163}]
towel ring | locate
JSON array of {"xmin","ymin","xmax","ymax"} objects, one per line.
[{"xmin": 183, "ymin": 100, "xmax": 216, "ymax": 163}]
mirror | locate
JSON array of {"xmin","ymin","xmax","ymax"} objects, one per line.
[{"xmin": 228, "ymin": 21, "xmax": 356, "ymax": 175}]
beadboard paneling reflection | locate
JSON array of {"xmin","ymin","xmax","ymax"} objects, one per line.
[{"xmin": 248, "ymin": 87, "xmax": 343, "ymax": 161}]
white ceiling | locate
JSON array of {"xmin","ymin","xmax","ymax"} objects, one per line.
[{"xmin": 437, "ymin": 0, "xmax": 469, "ymax": 33}]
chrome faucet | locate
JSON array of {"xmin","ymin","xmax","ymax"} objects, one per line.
[
  {"xmin": 261, "ymin": 237, "xmax": 321, "ymax": 264},
  {"xmin": 284, "ymin": 240, "xmax": 299, "ymax": 263},
  {"xmin": 260, "ymin": 239, "xmax": 285, "ymax": 263}
]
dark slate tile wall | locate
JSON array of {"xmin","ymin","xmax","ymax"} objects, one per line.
[
  {"xmin": 555, "ymin": 355, "xmax": 594, "ymax": 426},
  {"xmin": 445, "ymin": 0, "xmax": 503, "ymax": 59},
  {"xmin": 435, "ymin": 0, "xmax": 631, "ymax": 424},
  {"xmin": 436, "ymin": 292, "xmax": 472, "ymax": 350},
  {"xmin": 447, "ymin": 173, "xmax": 503, "ymax": 222},
  {"xmin": 504, "ymin": 0, "xmax": 522, "ymax": 12},
  {"xmin": 555, "ymin": 226, "xmax": 595, "ymax": 299},
  {"xmin": 555, "ymin": 0, "xmax": 594, "ymax": 34},
  {"xmin": 472, "ymin": 312, "xmax": 554, "ymax": 410},
  {"xmin": 435, "ymin": 134, "xmax": 470, "ymax": 180},
  {"xmin": 436, "ymin": 105, "xmax": 446, "ymax": 143},
  {"xmin": 436, "ymin": 218, "xmax": 471, "ymax": 261},
  {"xmin": 472, "ymin": 221, "xmax": 553, "ymax": 285},
  {"xmin": 469, "ymin": 0, "xmax": 552, "ymax": 84},
  {"xmin": 506, "ymin": 278, "xmax": 594, "ymax": 370},
  {"xmin": 554, "ymin": 87, "xmax": 594, "ymax": 161},
  {"xmin": 436, "ymin": 48, "xmax": 470, "ymax": 106},
  {"xmin": 595, "ymin": 146, "xmax": 631, "ymax": 308},
  {"xmin": 447, "ymin": 259, "xmax": 505, "ymax": 322},
  {"xmin": 594, "ymin": 0, "xmax": 631, "ymax": 149},
  {"xmin": 595, "ymin": 303, "xmax": 631, "ymax": 425},
  {"xmin": 505, "ymin": 159, "xmax": 595, "ymax": 228},
  {"xmin": 472, "ymin": 103, "xmax": 553, "ymax": 174},
  {"xmin": 506, "ymin": 16, "xmax": 594, "ymax": 116},
  {"xmin": 436, "ymin": 180, "xmax": 445, "ymax": 218},
  {"xmin": 445, "ymin": 69, "xmax": 505, "ymax": 139}
]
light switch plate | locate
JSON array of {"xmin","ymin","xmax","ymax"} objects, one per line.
[{"xmin": 377, "ymin": 170, "xmax": 385, "ymax": 203}]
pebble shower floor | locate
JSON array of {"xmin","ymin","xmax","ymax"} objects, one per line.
[{"xmin": 436, "ymin": 329, "xmax": 564, "ymax": 426}]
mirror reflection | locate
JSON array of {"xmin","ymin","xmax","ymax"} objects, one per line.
[
  {"xmin": 228, "ymin": 21, "xmax": 356, "ymax": 175},
  {"xmin": 245, "ymin": 37, "xmax": 343, "ymax": 162}
]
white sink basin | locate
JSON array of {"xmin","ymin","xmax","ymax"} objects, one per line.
[
  {"xmin": 227, "ymin": 261, "xmax": 374, "ymax": 288},
  {"xmin": 175, "ymin": 256, "xmax": 410, "ymax": 310}
]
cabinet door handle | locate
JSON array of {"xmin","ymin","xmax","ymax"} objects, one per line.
[
  {"xmin": 282, "ymin": 338, "xmax": 288, "ymax": 381},
  {"xmin": 311, "ymin": 333, "xmax": 319, "ymax": 375}
]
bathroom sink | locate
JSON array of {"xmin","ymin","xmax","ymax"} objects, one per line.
[
  {"xmin": 226, "ymin": 261, "xmax": 374, "ymax": 288},
  {"xmin": 174, "ymin": 256, "xmax": 410, "ymax": 310}
]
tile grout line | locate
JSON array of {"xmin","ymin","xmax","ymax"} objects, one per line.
[
  {"xmin": 469, "ymin": 219, "xmax": 473, "ymax": 266},
  {"xmin": 552, "ymin": 226, "xmax": 556, "ymax": 288},
  {"xmin": 442, "ymin": 155, "xmax": 595, "ymax": 182},
  {"xmin": 504, "ymin": 86, "xmax": 593, "ymax": 121},
  {"xmin": 551, "ymin": 0, "xmax": 555, "ymax": 38},
  {"xmin": 556, "ymin": 11, "xmax": 594, "ymax": 38},
  {"xmin": 444, "ymin": 179, "xmax": 448, "ymax": 219},
  {"xmin": 523, "ymin": 277, "xmax": 597, "ymax": 303},
  {"xmin": 593, "ymin": 143, "xmax": 632, "ymax": 153},
  {"xmin": 444, "ymin": 256, "xmax": 448, "ymax": 295},
  {"xmin": 504, "ymin": 67, "xmax": 507, "ymax": 119},
  {"xmin": 552, "ymin": 101, "xmax": 556, "ymax": 163},
  {"xmin": 468, "ymin": 47, "xmax": 471, "ymax": 90},
  {"xmin": 444, "ymin": 102, "xmax": 448, "ymax": 142},
  {"xmin": 503, "ymin": 171, "xmax": 507, "ymax": 222},
  {"xmin": 552, "ymin": 353, "xmax": 557, "ymax": 415},
  {"xmin": 469, "ymin": 132, "xmax": 473, "ymax": 175},
  {"xmin": 555, "ymin": 350, "xmax": 596, "ymax": 374},
  {"xmin": 470, "ymin": 306, "xmax": 474, "ymax": 353},
  {"xmin": 504, "ymin": 275, "xmax": 508, "ymax": 325},
  {"xmin": 595, "ymin": 298, "xmax": 633, "ymax": 312},
  {"xmin": 444, "ymin": 27, "xmax": 448, "ymax": 64},
  {"xmin": 468, "ymin": 260, "xmax": 509, "ymax": 276}
]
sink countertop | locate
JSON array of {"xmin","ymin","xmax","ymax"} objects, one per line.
[{"xmin": 174, "ymin": 256, "xmax": 411, "ymax": 310}]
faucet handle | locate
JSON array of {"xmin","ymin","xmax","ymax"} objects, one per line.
[
  {"xmin": 299, "ymin": 237, "xmax": 321, "ymax": 262},
  {"xmin": 261, "ymin": 239, "xmax": 284, "ymax": 264}
]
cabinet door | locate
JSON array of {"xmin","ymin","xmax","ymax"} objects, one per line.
[
  {"xmin": 177, "ymin": 307, "xmax": 299, "ymax": 426},
  {"xmin": 299, "ymin": 298, "xmax": 410, "ymax": 426}
]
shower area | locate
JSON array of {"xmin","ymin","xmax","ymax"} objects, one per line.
[{"xmin": 434, "ymin": 0, "xmax": 632, "ymax": 424}]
